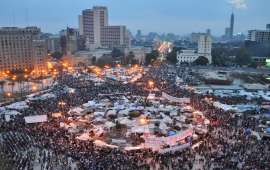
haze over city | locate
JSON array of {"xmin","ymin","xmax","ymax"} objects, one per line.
[
  {"xmin": 0, "ymin": 0, "xmax": 269, "ymax": 35},
  {"xmin": 1, "ymin": 0, "xmax": 270, "ymax": 169}
]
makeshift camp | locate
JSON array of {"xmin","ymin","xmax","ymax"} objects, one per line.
[{"xmin": 24, "ymin": 115, "xmax": 48, "ymax": 124}]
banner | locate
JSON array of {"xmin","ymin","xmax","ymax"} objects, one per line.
[
  {"xmin": 143, "ymin": 129, "xmax": 193, "ymax": 148},
  {"xmin": 162, "ymin": 92, "xmax": 190, "ymax": 103},
  {"xmin": 164, "ymin": 129, "xmax": 193, "ymax": 146},
  {"xmin": 159, "ymin": 143, "xmax": 190, "ymax": 154},
  {"xmin": 24, "ymin": 115, "xmax": 48, "ymax": 124}
]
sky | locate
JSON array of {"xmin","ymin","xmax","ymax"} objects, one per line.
[{"xmin": 0, "ymin": 0, "xmax": 269, "ymax": 36}]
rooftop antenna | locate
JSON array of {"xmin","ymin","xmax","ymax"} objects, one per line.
[
  {"xmin": 12, "ymin": 10, "xmax": 15, "ymax": 27},
  {"xmin": 25, "ymin": 8, "xmax": 29, "ymax": 26}
]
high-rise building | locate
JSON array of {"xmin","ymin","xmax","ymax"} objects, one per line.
[
  {"xmin": 177, "ymin": 34, "xmax": 212, "ymax": 64},
  {"xmin": 198, "ymin": 35, "xmax": 212, "ymax": 63},
  {"xmin": 136, "ymin": 30, "xmax": 142, "ymax": 40},
  {"xmin": 230, "ymin": 13, "xmax": 234, "ymax": 39},
  {"xmin": 225, "ymin": 27, "xmax": 231, "ymax": 39},
  {"xmin": 0, "ymin": 27, "xmax": 48, "ymax": 72},
  {"xmin": 60, "ymin": 27, "xmax": 80, "ymax": 55},
  {"xmin": 190, "ymin": 32, "xmax": 206, "ymax": 43},
  {"xmin": 266, "ymin": 24, "xmax": 270, "ymax": 31},
  {"xmin": 206, "ymin": 29, "xmax": 211, "ymax": 36},
  {"xmin": 80, "ymin": 6, "xmax": 130, "ymax": 50},
  {"xmin": 223, "ymin": 13, "xmax": 235, "ymax": 41},
  {"xmin": 78, "ymin": 15, "xmax": 84, "ymax": 36},
  {"xmin": 46, "ymin": 35, "xmax": 61, "ymax": 53},
  {"xmin": 247, "ymin": 29, "xmax": 270, "ymax": 44},
  {"xmin": 32, "ymin": 40, "xmax": 49, "ymax": 72},
  {"xmin": 101, "ymin": 26, "xmax": 130, "ymax": 49}
]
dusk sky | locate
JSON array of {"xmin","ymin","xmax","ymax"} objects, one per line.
[{"xmin": 0, "ymin": 0, "xmax": 269, "ymax": 36}]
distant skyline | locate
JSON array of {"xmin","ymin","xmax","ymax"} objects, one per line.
[{"xmin": 0, "ymin": 0, "xmax": 269, "ymax": 36}]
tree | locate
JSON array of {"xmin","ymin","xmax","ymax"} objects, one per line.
[
  {"xmin": 111, "ymin": 48, "xmax": 123, "ymax": 58},
  {"xmin": 235, "ymin": 47, "xmax": 251, "ymax": 66},
  {"xmin": 91, "ymin": 56, "xmax": 97, "ymax": 65},
  {"xmin": 96, "ymin": 55, "xmax": 113, "ymax": 67},
  {"xmin": 193, "ymin": 56, "xmax": 209, "ymax": 65},
  {"xmin": 51, "ymin": 52, "xmax": 63, "ymax": 60},
  {"xmin": 145, "ymin": 50, "xmax": 159, "ymax": 65},
  {"xmin": 126, "ymin": 51, "xmax": 135, "ymax": 64},
  {"xmin": 167, "ymin": 47, "xmax": 183, "ymax": 64},
  {"xmin": 212, "ymin": 47, "xmax": 228, "ymax": 66}
]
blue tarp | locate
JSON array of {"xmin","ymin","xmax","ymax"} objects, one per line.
[
  {"xmin": 245, "ymin": 128, "xmax": 252, "ymax": 136},
  {"xmin": 168, "ymin": 131, "xmax": 176, "ymax": 136},
  {"xmin": 266, "ymin": 128, "xmax": 270, "ymax": 134}
]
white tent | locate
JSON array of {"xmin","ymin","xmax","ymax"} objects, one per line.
[
  {"xmin": 76, "ymin": 133, "xmax": 91, "ymax": 141},
  {"xmin": 94, "ymin": 112, "xmax": 105, "ymax": 117},
  {"xmin": 24, "ymin": 115, "xmax": 48, "ymax": 124},
  {"xmin": 6, "ymin": 101, "xmax": 29, "ymax": 110},
  {"xmin": 94, "ymin": 140, "xmax": 118, "ymax": 148},
  {"xmin": 83, "ymin": 101, "xmax": 96, "ymax": 108},
  {"xmin": 104, "ymin": 121, "xmax": 116, "ymax": 129},
  {"xmin": 1, "ymin": 110, "xmax": 21, "ymax": 116},
  {"xmin": 124, "ymin": 146, "xmax": 142, "ymax": 151},
  {"xmin": 118, "ymin": 117, "xmax": 133, "ymax": 126},
  {"xmin": 118, "ymin": 109, "xmax": 129, "ymax": 116},
  {"xmin": 106, "ymin": 110, "xmax": 117, "ymax": 117},
  {"xmin": 68, "ymin": 107, "xmax": 85, "ymax": 115}
]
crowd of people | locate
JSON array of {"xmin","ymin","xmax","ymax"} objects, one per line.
[{"xmin": 0, "ymin": 64, "xmax": 269, "ymax": 170}]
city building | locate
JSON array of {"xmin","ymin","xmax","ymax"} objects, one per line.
[
  {"xmin": 60, "ymin": 27, "xmax": 80, "ymax": 55},
  {"xmin": 135, "ymin": 30, "xmax": 142, "ymax": 41},
  {"xmin": 223, "ymin": 13, "xmax": 235, "ymax": 41},
  {"xmin": 266, "ymin": 24, "xmax": 270, "ymax": 31},
  {"xmin": 32, "ymin": 40, "xmax": 49, "ymax": 72},
  {"xmin": 230, "ymin": 13, "xmax": 234, "ymax": 39},
  {"xmin": 190, "ymin": 33, "xmax": 206, "ymax": 43},
  {"xmin": 190, "ymin": 29, "xmax": 211, "ymax": 44},
  {"xmin": 0, "ymin": 27, "xmax": 48, "ymax": 72},
  {"xmin": 124, "ymin": 47, "xmax": 152, "ymax": 64},
  {"xmin": 65, "ymin": 49, "xmax": 112, "ymax": 67},
  {"xmin": 198, "ymin": 35, "xmax": 212, "ymax": 62},
  {"xmin": 206, "ymin": 29, "xmax": 211, "ymax": 36},
  {"xmin": 247, "ymin": 27, "xmax": 270, "ymax": 44},
  {"xmin": 177, "ymin": 35, "xmax": 212, "ymax": 64},
  {"xmin": 101, "ymin": 26, "xmax": 130, "ymax": 49},
  {"xmin": 80, "ymin": 6, "xmax": 130, "ymax": 50},
  {"xmin": 46, "ymin": 35, "xmax": 61, "ymax": 53},
  {"xmin": 177, "ymin": 50, "xmax": 199, "ymax": 63}
]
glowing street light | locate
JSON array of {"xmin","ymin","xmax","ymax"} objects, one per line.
[
  {"xmin": 12, "ymin": 75, "xmax": 17, "ymax": 81},
  {"xmin": 148, "ymin": 80, "xmax": 155, "ymax": 88},
  {"xmin": 58, "ymin": 101, "xmax": 66, "ymax": 106},
  {"xmin": 47, "ymin": 62, "xmax": 53, "ymax": 69},
  {"xmin": 69, "ymin": 89, "xmax": 75, "ymax": 94},
  {"xmin": 139, "ymin": 117, "xmax": 148, "ymax": 125},
  {"xmin": 32, "ymin": 85, "xmax": 37, "ymax": 91}
]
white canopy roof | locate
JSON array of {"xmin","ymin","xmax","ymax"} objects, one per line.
[{"xmin": 6, "ymin": 101, "xmax": 29, "ymax": 110}]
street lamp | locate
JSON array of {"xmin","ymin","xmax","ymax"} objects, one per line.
[
  {"xmin": 32, "ymin": 85, "xmax": 37, "ymax": 91},
  {"xmin": 6, "ymin": 92, "xmax": 12, "ymax": 97},
  {"xmin": 139, "ymin": 117, "xmax": 148, "ymax": 125},
  {"xmin": 148, "ymin": 80, "xmax": 154, "ymax": 89}
]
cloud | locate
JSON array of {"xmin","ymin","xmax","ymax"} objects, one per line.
[{"xmin": 228, "ymin": 0, "xmax": 247, "ymax": 9}]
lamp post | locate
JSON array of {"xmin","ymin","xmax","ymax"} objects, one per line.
[{"xmin": 58, "ymin": 101, "xmax": 66, "ymax": 112}]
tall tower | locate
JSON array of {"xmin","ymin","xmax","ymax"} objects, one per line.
[
  {"xmin": 198, "ymin": 35, "xmax": 212, "ymax": 64},
  {"xmin": 266, "ymin": 24, "xmax": 270, "ymax": 31},
  {"xmin": 230, "ymin": 13, "xmax": 234, "ymax": 39},
  {"xmin": 81, "ymin": 6, "xmax": 108, "ymax": 49}
]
